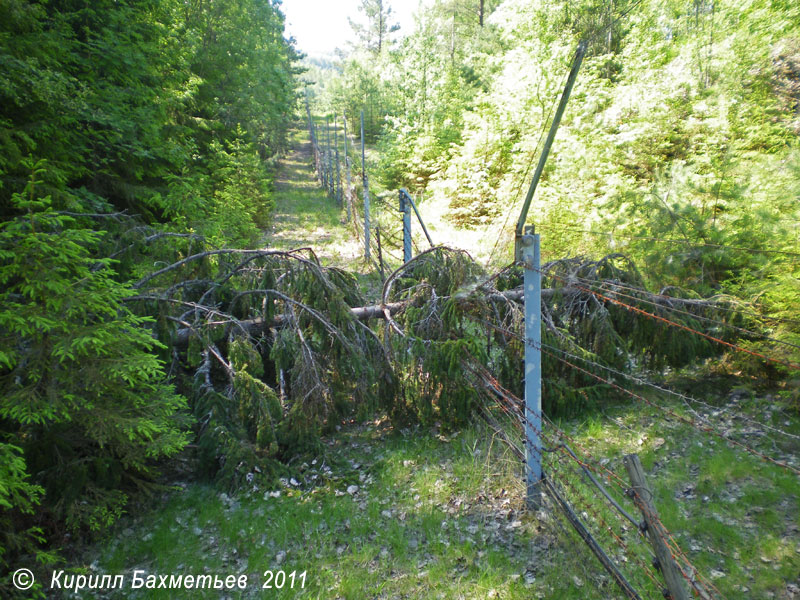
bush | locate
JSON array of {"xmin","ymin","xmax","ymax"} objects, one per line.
[{"xmin": 0, "ymin": 163, "xmax": 188, "ymax": 570}]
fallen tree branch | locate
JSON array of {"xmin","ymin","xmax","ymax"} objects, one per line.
[{"xmin": 133, "ymin": 247, "xmax": 318, "ymax": 290}]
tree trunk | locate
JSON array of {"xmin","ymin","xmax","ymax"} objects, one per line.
[
  {"xmin": 171, "ymin": 288, "xmax": 542, "ymax": 348},
  {"xmin": 378, "ymin": 0, "xmax": 383, "ymax": 53}
]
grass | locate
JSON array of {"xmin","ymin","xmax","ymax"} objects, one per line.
[
  {"xmin": 556, "ymin": 395, "xmax": 800, "ymax": 599},
  {"xmin": 78, "ymin": 423, "xmax": 558, "ymax": 599},
  {"xmin": 264, "ymin": 127, "xmax": 369, "ymax": 271},
  {"xmin": 71, "ymin": 389, "xmax": 799, "ymax": 600},
  {"xmin": 293, "ymin": 119, "xmax": 519, "ymax": 276}
]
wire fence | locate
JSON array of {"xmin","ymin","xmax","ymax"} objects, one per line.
[{"xmin": 303, "ymin": 90, "xmax": 798, "ymax": 600}]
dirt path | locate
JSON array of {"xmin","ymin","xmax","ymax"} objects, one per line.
[{"xmin": 263, "ymin": 126, "xmax": 362, "ymax": 268}]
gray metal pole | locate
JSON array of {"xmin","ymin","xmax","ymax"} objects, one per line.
[
  {"xmin": 335, "ymin": 116, "xmax": 342, "ymax": 207},
  {"xmin": 515, "ymin": 41, "xmax": 586, "ymax": 259},
  {"xmin": 521, "ymin": 226, "xmax": 542, "ymax": 509},
  {"xmin": 400, "ymin": 191, "xmax": 412, "ymax": 263},
  {"xmin": 343, "ymin": 113, "xmax": 352, "ymax": 222},
  {"xmin": 326, "ymin": 117, "xmax": 334, "ymax": 199},
  {"xmin": 361, "ymin": 110, "xmax": 371, "ymax": 262},
  {"xmin": 320, "ymin": 117, "xmax": 327, "ymax": 191}
]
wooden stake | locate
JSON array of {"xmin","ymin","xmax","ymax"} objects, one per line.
[
  {"xmin": 543, "ymin": 477, "xmax": 642, "ymax": 599},
  {"xmin": 623, "ymin": 454, "xmax": 690, "ymax": 600}
]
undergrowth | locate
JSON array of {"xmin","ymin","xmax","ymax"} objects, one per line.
[{"xmin": 77, "ymin": 391, "xmax": 800, "ymax": 599}]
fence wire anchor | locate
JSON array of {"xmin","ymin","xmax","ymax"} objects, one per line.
[{"xmin": 515, "ymin": 225, "xmax": 537, "ymax": 263}]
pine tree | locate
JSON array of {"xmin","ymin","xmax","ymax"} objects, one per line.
[{"xmin": 349, "ymin": 0, "xmax": 400, "ymax": 54}]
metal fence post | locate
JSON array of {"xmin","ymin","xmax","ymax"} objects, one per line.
[
  {"xmin": 343, "ymin": 113, "xmax": 352, "ymax": 222},
  {"xmin": 326, "ymin": 117, "xmax": 334, "ymax": 199},
  {"xmin": 334, "ymin": 115, "xmax": 342, "ymax": 208},
  {"xmin": 399, "ymin": 189, "xmax": 412, "ymax": 263},
  {"xmin": 521, "ymin": 225, "xmax": 542, "ymax": 509},
  {"xmin": 361, "ymin": 110, "xmax": 371, "ymax": 262},
  {"xmin": 403, "ymin": 190, "xmax": 433, "ymax": 248}
]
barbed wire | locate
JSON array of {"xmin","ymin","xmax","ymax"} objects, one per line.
[
  {"xmin": 562, "ymin": 272, "xmax": 800, "ymax": 352},
  {"xmin": 552, "ymin": 453, "xmax": 666, "ymax": 594},
  {"xmin": 541, "ymin": 341, "xmax": 800, "ymax": 442},
  {"xmin": 543, "ymin": 269, "xmax": 800, "ymax": 371},
  {"xmin": 544, "ymin": 349, "xmax": 800, "ymax": 475},
  {"xmin": 306, "ymin": 100, "xmax": 784, "ymax": 599},
  {"xmin": 544, "ymin": 269, "xmax": 800, "ymax": 327}
]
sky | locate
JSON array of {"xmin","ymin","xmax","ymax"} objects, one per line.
[{"xmin": 281, "ymin": 0, "xmax": 424, "ymax": 58}]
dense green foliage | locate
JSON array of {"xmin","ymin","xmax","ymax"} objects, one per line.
[
  {"xmin": 155, "ymin": 249, "xmax": 393, "ymax": 491},
  {"xmin": 312, "ymin": 0, "xmax": 800, "ymax": 376},
  {"xmin": 0, "ymin": 166, "xmax": 189, "ymax": 594},
  {"xmin": 0, "ymin": 0, "xmax": 299, "ymax": 591},
  {"xmin": 0, "ymin": 0, "xmax": 298, "ymax": 238}
]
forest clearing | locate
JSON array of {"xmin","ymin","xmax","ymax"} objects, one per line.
[{"xmin": 1, "ymin": 0, "xmax": 800, "ymax": 598}]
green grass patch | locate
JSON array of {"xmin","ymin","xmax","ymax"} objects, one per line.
[{"xmin": 73, "ymin": 390, "xmax": 799, "ymax": 599}]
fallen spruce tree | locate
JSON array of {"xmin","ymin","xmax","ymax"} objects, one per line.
[{"xmin": 124, "ymin": 242, "xmax": 757, "ymax": 489}]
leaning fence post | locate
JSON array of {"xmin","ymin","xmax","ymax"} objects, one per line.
[
  {"xmin": 512, "ymin": 43, "xmax": 586, "ymax": 512},
  {"xmin": 521, "ymin": 225, "xmax": 542, "ymax": 509},
  {"xmin": 361, "ymin": 110, "xmax": 371, "ymax": 262},
  {"xmin": 623, "ymin": 454, "xmax": 690, "ymax": 600}
]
